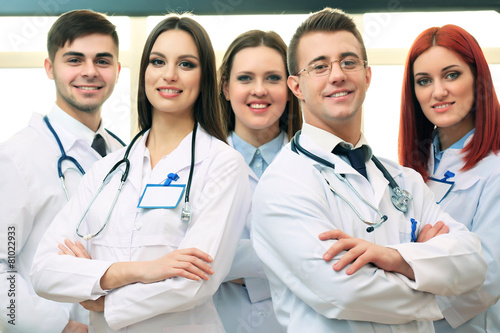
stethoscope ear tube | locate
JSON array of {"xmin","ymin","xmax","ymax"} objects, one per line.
[{"xmin": 182, "ymin": 122, "xmax": 197, "ymax": 223}]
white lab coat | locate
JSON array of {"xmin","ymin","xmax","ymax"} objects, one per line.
[
  {"xmin": 30, "ymin": 126, "xmax": 252, "ymax": 332},
  {"xmin": 212, "ymin": 134, "xmax": 286, "ymax": 333},
  {"xmin": 251, "ymin": 132, "xmax": 487, "ymax": 333},
  {"xmin": 0, "ymin": 111, "xmax": 123, "ymax": 333},
  {"xmin": 429, "ymin": 140, "xmax": 500, "ymax": 332}
]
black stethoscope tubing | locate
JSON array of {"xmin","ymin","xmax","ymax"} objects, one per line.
[
  {"xmin": 75, "ymin": 123, "xmax": 197, "ymax": 240},
  {"xmin": 290, "ymin": 130, "xmax": 412, "ymax": 232}
]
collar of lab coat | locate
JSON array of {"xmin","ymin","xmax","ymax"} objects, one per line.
[
  {"xmin": 125, "ymin": 124, "xmax": 212, "ymax": 193},
  {"xmin": 227, "ymin": 132, "xmax": 288, "ymax": 182},
  {"xmin": 35, "ymin": 106, "xmax": 122, "ymax": 157},
  {"xmin": 297, "ymin": 129, "xmax": 403, "ymax": 200}
]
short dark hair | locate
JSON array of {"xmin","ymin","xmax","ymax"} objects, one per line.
[
  {"xmin": 47, "ymin": 9, "xmax": 119, "ymax": 61},
  {"xmin": 287, "ymin": 7, "xmax": 366, "ymax": 75},
  {"xmin": 137, "ymin": 15, "xmax": 226, "ymax": 142},
  {"xmin": 218, "ymin": 30, "xmax": 302, "ymax": 140}
]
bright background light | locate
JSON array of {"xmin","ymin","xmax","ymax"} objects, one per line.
[{"xmin": 1, "ymin": 11, "xmax": 499, "ymax": 162}]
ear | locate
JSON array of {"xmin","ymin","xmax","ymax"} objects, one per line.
[
  {"xmin": 287, "ymin": 75, "xmax": 304, "ymax": 100},
  {"xmin": 116, "ymin": 62, "xmax": 122, "ymax": 83},
  {"xmin": 44, "ymin": 58, "xmax": 54, "ymax": 80},
  {"xmin": 222, "ymin": 78, "xmax": 230, "ymax": 101},
  {"xmin": 365, "ymin": 66, "xmax": 372, "ymax": 90}
]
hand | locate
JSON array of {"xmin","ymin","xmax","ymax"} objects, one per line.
[
  {"xmin": 229, "ymin": 278, "xmax": 245, "ymax": 285},
  {"xmin": 62, "ymin": 320, "xmax": 88, "ymax": 333},
  {"xmin": 140, "ymin": 248, "xmax": 215, "ymax": 283},
  {"xmin": 80, "ymin": 296, "xmax": 105, "ymax": 312},
  {"xmin": 58, "ymin": 238, "xmax": 91, "ymax": 259},
  {"xmin": 100, "ymin": 248, "xmax": 215, "ymax": 290},
  {"xmin": 417, "ymin": 221, "xmax": 449, "ymax": 242},
  {"xmin": 319, "ymin": 229, "xmax": 415, "ymax": 280}
]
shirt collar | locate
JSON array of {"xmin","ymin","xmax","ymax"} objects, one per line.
[
  {"xmin": 301, "ymin": 123, "xmax": 372, "ymax": 161},
  {"xmin": 47, "ymin": 104, "xmax": 106, "ymax": 146},
  {"xmin": 433, "ymin": 128, "xmax": 475, "ymax": 161},
  {"xmin": 230, "ymin": 131, "xmax": 285, "ymax": 166}
]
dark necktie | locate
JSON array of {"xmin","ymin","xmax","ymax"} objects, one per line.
[
  {"xmin": 332, "ymin": 145, "xmax": 368, "ymax": 179},
  {"xmin": 91, "ymin": 134, "xmax": 107, "ymax": 157}
]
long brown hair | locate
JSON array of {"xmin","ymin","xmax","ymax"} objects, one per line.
[
  {"xmin": 137, "ymin": 15, "xmax": 226, "ymax": 142},
  {"xmin": 218, "ymin": 30, "xmax": 302, "ymax": 140}
]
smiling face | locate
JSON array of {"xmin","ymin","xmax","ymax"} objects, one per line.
[
  {"xmin": 413, "ymin": 46, "xmax": 475, "ymax": 141},
  {"xmin": 145, "ymin": 29, "xmax": 201, "ymax": 120},
  {"xmin": 287, "ymin": 30, "xmax": 371, "ymax": 141},
  {"xmin": 223, "ymin": 46, "xmax": 288, "ymax": 144},
  {"xmin": 45, "ymin": 33, "xmax": 120, "ymax": 115}
]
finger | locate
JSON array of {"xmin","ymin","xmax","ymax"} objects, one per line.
[
  {"xmin": 74, "ymin": 240, "xmax": 91, "ymax": 259},
  {"xmin": 426, "ymin": 221, "xmax": 445, "ymax": 239},
  {"xmin": 332, "ymin": 245, "xmax": 365, "ymax": 272},
  {"xmin": 177, "ymin": 255, "xmax": 214, "ymax": 277},
  {"xmin": 436, "ymin": 224, "xmax": 449, "ymax": 236},
  {"xmin": 171, "ymin": 268, "xmax": 205, "ymax": 281},
  {"xmin": 322, "ymin": 238, "xmax": 354, "ymax": 261},
  {"xmin": 64, "ymin": 238, "xmax": 89, "ymax": 258},
  {"xmin": 58, "ymin": 243, "xmax": 75, "ymax": 256},
  {"xmin": 318, "ymin": 229, "xmax": 350, "ymax": 241},
  {"xmin": 177, "ymin": 248, "xmax": 213, "ymax": 263},
  {"xmin": 345, "ymin": 253, "xmax": 372, "ymax": 275},
  {"xmin": 416, "ymin": 224, "xmax": 434, "ymax": 242}
]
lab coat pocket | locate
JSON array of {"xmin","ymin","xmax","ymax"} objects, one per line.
[{"xmin": 132, "ymin": 208, "xmax": 187, "ymax": 249}]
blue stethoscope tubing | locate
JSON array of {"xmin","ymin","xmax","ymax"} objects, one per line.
[
  {"xmin": 290, "ymin": 130, "xmax": 412, "ymax": 232},
  {"xmin": 43, "ymin": 116, "xmax": 86, "ymax": 200},
  {"xmin": 43, "ymin": 115, "xmax": 126, "ymax": 200},
  {"xmin": 75, "ymin": 123, "xmax": 198, "ymax": 240}
]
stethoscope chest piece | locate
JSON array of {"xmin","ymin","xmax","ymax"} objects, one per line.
[{"xmin": 390, "ymin": 187, "xmax": 412, "ymax": 213}]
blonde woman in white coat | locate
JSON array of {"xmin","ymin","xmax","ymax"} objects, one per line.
[
  {"xmin": 213, "ymin": 30, "xmax": 301, "ymax": 333},
  {"xmin": 30, "ymin": 15, "xmax": 252, "ymax": 332}
]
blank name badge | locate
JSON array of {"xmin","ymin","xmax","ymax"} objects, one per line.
[
  {"xmin": 427, "ymin": 178, "xmax": 454, "ymax": 204},
  {"xmin": 137, "ymin": 184, "xmax": 186, "ymax": 209}
]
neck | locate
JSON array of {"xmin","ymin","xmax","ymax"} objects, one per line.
[
  {"xmin": 234, "ymin": 122, "xmax": 280, "ymax": 148},
  {"xmin": 147, "ymin": 111, "xmax": 195, "ymax": 168},
  {"xmin": 56, "ymin": 101, "xmax": 102, "ymax": 132},
  {"xmin": 437, "ymin": 113, "xmax": 475, "ymax": 151},
  {"xmin": 302, "ymin": 104, "xmax": 363, "ymax": 145}
]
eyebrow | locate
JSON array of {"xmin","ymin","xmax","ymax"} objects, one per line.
[
  {"xmin": 307, "ymin": 52, "xmax": 360, "ymax": 66},
  {"xmin": 62, "ymin": 51, "xmax": 114, "ymax": 59},
  {"xmin": 150, "ymin": 51, "xmax": 199, "ymax": 61},
  {"xmin": 234, "ymin": 70, "xmax": 285, "ymax": 76},
  {"xmin": 414, "ymin": 64, "xmax": 460, "ymax": 77}
]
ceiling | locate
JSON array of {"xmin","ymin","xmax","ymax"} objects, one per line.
[{"xmin": 1, "ymin": 0, "xmax": 499, "ymax": 16}]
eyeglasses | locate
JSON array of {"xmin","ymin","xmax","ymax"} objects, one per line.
[{"xmin": 296, "ymin": 57, "xmax": 368, "ymax": 77}]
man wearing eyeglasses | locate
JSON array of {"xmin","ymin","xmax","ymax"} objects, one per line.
[{"xmin": 251, "ymin": 7, "xmax": 487, "ymax": 333}]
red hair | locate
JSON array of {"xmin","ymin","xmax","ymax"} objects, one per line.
[{"xmin": 399, "ymin": 24, "xmax": 500, "ymax": 180}]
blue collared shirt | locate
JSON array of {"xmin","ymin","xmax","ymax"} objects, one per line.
[
  {"xmin": 433, "ymin": 129, "xmax": 475, "ymax": 172},
  {"xmin": 230, "ymin": 131, "xmax": 285, "ymax": 179}
]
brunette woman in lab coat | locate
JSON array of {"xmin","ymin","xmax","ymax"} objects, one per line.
[
  {"xmin": 31, "ymin": 14, "xmax": 251, "ymax": 333},
  {"xmin": 213, "ymin": 29, "xmax": 301, "ymax": 333}
]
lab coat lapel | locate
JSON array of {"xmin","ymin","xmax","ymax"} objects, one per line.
[
  {"xmin": 127, "ymin": 126, "xmax": 211, "ymax": 192},
  {"xmin": 369, "ymin": 159, "xmax": 402, "ymax": 207},
  {"xmin": 34, "ymin": 113, "xmax": 82, "ymax": 157}
]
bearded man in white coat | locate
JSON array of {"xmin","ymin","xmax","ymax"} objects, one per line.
[{"xmin": 0, "ymin": 10, "xmax": 124, "ymax": 333}]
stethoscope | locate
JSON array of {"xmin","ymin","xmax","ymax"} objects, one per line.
[
  {"xmin": 290, "ymin": 131, "xmax": 412, "ymax": 232},
  {"xmin": 43, "ymin": 115, "xmax": 125, "ymax": 200},
  {"xmin": 75, "ymin": 123, "xmax": 198, "ymax": 240}
]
